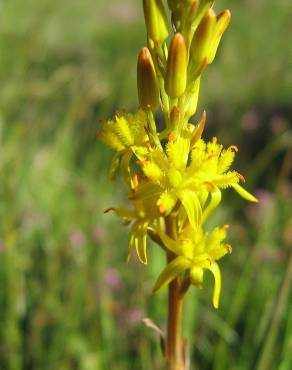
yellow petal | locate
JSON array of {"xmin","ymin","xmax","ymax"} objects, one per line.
[
  {"xmin": 136, "ymin": 233, "xmax": 148, "ymax": 265},
  {"xmin": 142, "ymin": 161, "xmax": 164, "ymax": 183},
  {"xmin": 157, "ymin": 229, "xmax": 184, "ymax": 256},
  {"xmin": 131, "ymin": 221, "xmax": 149, "ymax": 264},
  {"xmin": 109, "ymin": 153, "xmax": 120, "ymax": 180},
  {"xmin": 113, "ymin": 115, "xmax": 134, "ymax": 147},
  {"xmin": 232, "ymin": 183, "xmax": 258, "ymax": 203},
  {"xmin": 152, "ymin": 256, "xmax": 192, "ymax": 293},
  {"xmin": 217, "ymin": 147, "xmax": 235, "ymax": 174},
  {"xmin": 120, "ymin": 151, "xmax": 132, "ymax": 185},
  {"xmin": 157, "ymin": 191, "xmax": 177, "ymax": 215},
  {"xmin": 202, "ymin": 187, "xmax": 222, "ymax": 223},
  {"xmin": 206, "ymin": 262, "xmax": 221, "ymax": 309},
  {"xmin": 177, "ymin": 189, "xmax": 202, "ymax": 229}
]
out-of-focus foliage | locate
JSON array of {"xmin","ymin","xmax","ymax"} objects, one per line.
[{"xmin": 0, "ymin": 0, "xmax": 291, "ymax": 370}]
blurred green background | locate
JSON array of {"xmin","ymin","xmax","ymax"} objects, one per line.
[{"xmin": 0, "ymin": 0, "xmax": 291, "ymax": 369}]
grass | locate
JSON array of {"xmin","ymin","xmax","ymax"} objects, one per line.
[{"xmin": 0, "ymin": 0, "xmax": 291, "ymax": 369}]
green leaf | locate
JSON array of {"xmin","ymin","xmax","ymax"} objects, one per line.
[{"xmin": 152, "ymin": 256, "xmax": 192, "ymax": 293}]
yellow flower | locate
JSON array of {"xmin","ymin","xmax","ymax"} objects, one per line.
[
  {"xmin": 153, "ymin": 224, "xmax": 232, "ymax": 308},
  {"xmin": 133, "ymin": 125, "xmax": 257, "ymax": 230},
  {"xmin": 105, "ymin": 181, "xmax": 162, "ymax": 265},
  {"xmin": 98, "ymin": 110, "xmax": 149, "ymax": 182}
]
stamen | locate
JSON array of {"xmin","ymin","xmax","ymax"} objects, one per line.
[
  {"xmin": 132, "ymin": 174, "xmax": 139, "ymax": 191},
  {"xmin": 224, "ymin": 244, "xmax": 232, "ymax": 254},
  {"xmin": 168, "ymin": 131, "xmax": 176, "ymax": 142},
  {"xmin": 104, "ymin": 208, "xmax": 115, "ymax": 214},
  {"xmin": 237, "ymin": 173, "xmax": 246, "ymax": 182},
  {"xmin": 180, "ymin": 239, "xmax": 191, "ymax": 244},
  {"xmin": 229, "ymin": 145, "xmax": 239, "ymax": 152},
  {"xmin": 146, "ymin": 142, "xmax": 152, "ymax": 149},
  {"xmin": 136, "ymin": 159, "xmax": 147, "ymax": 165}
]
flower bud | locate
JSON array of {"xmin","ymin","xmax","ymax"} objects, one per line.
[
  {"xmin": 208, "ymin": 10, "xmax": 231, "ymax": 64},
  {"xmin": 137, "ymin": 47, "xmax": 160, "ymax": 111},
  {"xmin": 186, "ymin": 0, "xmax": 199, "ymax": 24},
  {"xmin": 185, "ymin": 77, "xmax": 201, "ymax": 118},
  {"xmin": 143, "ymin": 0, "xmax": 169, "ymax": 43},
  {"xmin": 165, "ymin": 33, "xmax": 188, "ymax": 98},
  {"xmin": 190, "ymin": 8, "xmax": 216, "ymax": 65}
]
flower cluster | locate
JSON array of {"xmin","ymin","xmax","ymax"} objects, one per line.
[{"xmin": 99, "ymin": 0, "xmax": 257, "ymax": 308}]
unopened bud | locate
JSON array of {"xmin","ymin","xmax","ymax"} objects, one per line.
[
  {"xmin": 185, "ymin": 0, "xmax": 199, "ymax": 26},
  {"xmin": 143, "ymin": 0, "xmax": 169, "ymax": 43},
  {"xmin": 137, "ymin": 47, "xmax": 160, "ymax": 111},
  {"xmin": 208, "ymin": 10, "xmax": 231, "ymax": 63},
  {"xmin": 165, "ymin": 33, "xmax": 188, "ymax": 98},
  {"xmin": 190, "ymin": 9, "xmax": 216, "ymax": 65},
  {"xmin": 185, "ymin": 77, "xmax": 201, "ymax": 118}
]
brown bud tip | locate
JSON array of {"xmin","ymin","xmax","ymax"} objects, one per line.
[{"xmin": 137, "ymin": 47, "xmax": 160, "ymax": 111}]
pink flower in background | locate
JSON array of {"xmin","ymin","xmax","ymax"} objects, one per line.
[
  {"xmin": 69, "ymin": 228, "xmax": 86, "ymax": 248},
  {"xmin": 105, "ymin": 268, "xmax": 122, "ymax": 291},
  {"xmin": 93, "ymin": 225, "xmax": 106, "ymax": 243}
]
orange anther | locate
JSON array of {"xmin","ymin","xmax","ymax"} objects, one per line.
[
  {"xmin": 229, "ymin": 145, "xmax": 239, "ymax": 152},
  {"xmin": 132, "ymin": 174, "xmax": 139, "ymax": 191},
  {"xmin": 237, "ymin": 173, "xmax": 246, "ymax": 182},
  {"xmin": 223, "ymin": 224, "xmax": 230, "ymax": 229},
  {"xmin": 136, "ymin": 159, "xmax": 147, "ymax": 165},
  {"xmin": 104, "ymin": 208, "xmax": 115, "ymax": 214},
  {"xmin": 146, "ymin": 142, "xmax": 152, "ymax": 149},
  {"xmin": 168, "ymin": 131, "xmax": 176, "ymax": 142},
  {"xmin": 225, "ymin": 244, "xmax": 232, "ymax": 253},
  {"xmin": 212, "ymin": 136, "xmax": 217, "ymax": 144}
]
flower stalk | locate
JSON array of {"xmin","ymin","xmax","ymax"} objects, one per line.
[
  {"xmin": 99, "ymin": 1, "xmax": 257, "ymax": 369},
  {"xmin": 165, "ymin": 216, "xmax": 184, "ymax": 370}
]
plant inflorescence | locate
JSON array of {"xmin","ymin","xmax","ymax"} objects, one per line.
[{"xmin": 98, "ymin": 1, "xmax": 257, "ymax": 368}]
